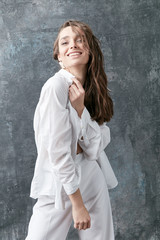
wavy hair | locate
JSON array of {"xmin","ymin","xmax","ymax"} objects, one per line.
[{"xmin": 53, "ymin": 20, "xmax": 113, "ymax": 125}]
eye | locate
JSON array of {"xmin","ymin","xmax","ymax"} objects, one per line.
[
  {"xmin": 77, "ymin": 38, "xmax": 82, "ymax": 43},
  {"xmin": 61, "ymin": 42, "xmax": 68, "ymax": 45}
]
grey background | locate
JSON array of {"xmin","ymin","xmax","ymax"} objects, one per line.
[{"xmin": 0, "ymin": 0, "xmax": 159, "ymax": 239}]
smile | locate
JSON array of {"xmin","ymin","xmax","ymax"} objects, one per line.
[{"xmin": 67, "ymin": 52, "xmax": 82, "ymax": 57}]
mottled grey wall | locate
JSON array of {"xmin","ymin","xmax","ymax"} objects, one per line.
[{"xmin": 0, "ymin": 0, "xmax": 159, "ymax": 239}]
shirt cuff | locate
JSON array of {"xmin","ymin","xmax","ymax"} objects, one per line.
[
  {"xmin": 63, "ymin": 180, "xmax": 79, "ymax": 195},
  {"xmin": 79, "ymin": 107, "xmax": 100, "ymax": 143},
  {"xmin": 63, "ymin": 162, "xmax": 81, "ymax": 195},
  {"xmin": 54, "ymin": 183, "xmax": 79, "ymax": 210},
  {"xmin": 54, "ymin": 163, "xmax": 81, "ymax": 210}
]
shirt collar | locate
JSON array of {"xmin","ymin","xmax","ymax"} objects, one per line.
[{"xmin": 58, "ymin": 68, "xmax": 75, "ymax": 85}]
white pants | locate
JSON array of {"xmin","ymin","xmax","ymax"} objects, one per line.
[{"xmin": 25, "ymin": 153, "xmax": 115, "ymax": 240}]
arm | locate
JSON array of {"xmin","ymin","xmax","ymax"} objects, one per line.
[
  {"xmin": 69, "ymin": 189, "xmax": 91, "ymax": 230},
  {"xmin": 37, "ymin": 76, "xmax": 90, "ymax": 230},
  {"xmin": 69, "ymin": 77, "xmax": 110, "ymax": 161},
  {"xmin": 38, "ymin": 78, "xmax": 79, "ymax": 195},
  {"xmin": 78, "ymin": 107, "xmax": 111, "ymax": 160}
]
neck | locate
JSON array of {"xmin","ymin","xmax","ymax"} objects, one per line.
[{"xmin": 65, "ymin": 65, "xmax": 87, "ymax": 86}]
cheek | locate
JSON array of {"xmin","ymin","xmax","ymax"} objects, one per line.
[
  {"xmin": 85, "ymin": 52, "xmax": 90, "ymax": 62},
  {"xmin": 60, "ymin": 49, "xmax": 68, "ymax": 58},
  {"xmin": 58, "ymin": 44, "xmax": 67, "ymax": 57}
]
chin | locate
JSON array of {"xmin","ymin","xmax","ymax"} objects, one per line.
[{"xmin": 66, "ymin": 60, "xmax": 89, "ymax": 69}]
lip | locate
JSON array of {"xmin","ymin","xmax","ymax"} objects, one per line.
[{"xmin": 67, "ymin": 51, "xmax": 82, "ymax": 56}]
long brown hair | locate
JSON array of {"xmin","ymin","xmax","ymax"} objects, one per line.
[{"xmin": 53, "ymin": 20, "xmax": 113, "ymax": 125}]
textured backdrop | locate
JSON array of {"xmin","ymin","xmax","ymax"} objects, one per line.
[{"xmin": 0, "ymin": 0, "xmax": 159, "ymax": 239}]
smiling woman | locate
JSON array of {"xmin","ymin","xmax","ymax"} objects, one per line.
[
  {"xmin": 57, "ymin": 26, "xmax": 89, "ymax": 75},
  {"xmin": 54, "ymin": 20, "xmax": 113, "ymax": 124},
  {"xmin": 25, "ymin": 19, "xmax": 118, "ymax": 240}
]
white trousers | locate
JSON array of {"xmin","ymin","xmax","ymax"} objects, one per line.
[{"xmin": 25, "ymin": 153, "xmax": 115, "ymax": 240}]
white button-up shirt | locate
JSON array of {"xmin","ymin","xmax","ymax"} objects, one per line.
[{"xmin": 30, "ymin": 68, "xmax": 118, "ymax": 210}]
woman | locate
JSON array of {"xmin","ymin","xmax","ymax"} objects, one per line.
[{"xmin": 25, "ymin": 20, "xmax": 118, "ymax": 240}]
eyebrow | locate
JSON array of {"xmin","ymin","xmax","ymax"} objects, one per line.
[
  {"xmin": 60, "ymin": 34, "xmax": 85, "ymax": 41},
  {"xmin": 60, "ymin": 36, "xmax": 69, "ymax": 41}
]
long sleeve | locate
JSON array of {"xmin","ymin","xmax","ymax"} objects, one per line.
[
  {"xmin": 76, "ymin": 107, "xmax": 111, "ymax": 160},
  {"xmin": 70, "ymin": 105, "xmax": 118, "ymax": 189},
  {"xmin": 35, "ymin": 76, "xmax": 79, "ymax": 196}
]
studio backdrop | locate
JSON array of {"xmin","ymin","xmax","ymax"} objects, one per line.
[{"xmin": 0, "ymin": 0, "xmax": 159, "ymax": 239}]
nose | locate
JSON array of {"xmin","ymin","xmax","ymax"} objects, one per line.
[
  {"xmin": 71, "ymin": 45, "xmax": 77, "ymax": 49},
  {"xmin": 70, "ymin": 40, "xmax": 77, "ymax": 49},
  {"xmin": 70, "ymin": 44, "xmax": 77, "ymax": 49}
]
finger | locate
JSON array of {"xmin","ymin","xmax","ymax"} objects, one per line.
[
  {"xmin": 69, "ymin": 86, "xmax": 77, "ymax": 98},
  {"xmin": 74, "ymin": 222, "xmax": 79, "ymax": 229},
  {"xmin": 79, "ymin": 223, "xmax": 84, "ymax": 230},
  {"xmin": 72, "ymin": 77, "xmax": 83, "ymax": 90},
  {"xmin": 70, "ymin": 84, "xmax": 81, "ymax": 95},
  {"xmin": 83, "ymin": 222, "xmax": 88, "ymax": 230},
  {"xmin": 71, "ymin": 81, "xmax": 85, "ymax": 96},
  {"xmin": 87, "ymin": 220, "xmax": 91, "ymax": 228}
]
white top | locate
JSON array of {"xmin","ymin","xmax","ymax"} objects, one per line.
[{"xmin": 30, "ymin": 68, "xmax": 118, "ymax": 210}]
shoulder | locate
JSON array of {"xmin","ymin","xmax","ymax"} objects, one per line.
[
  {"xmin": 42, "ymin": 71, "xmax": 68, "ymax": 94},
  {"xmin": 39, "ymin": 70, "xmax": 70, "ymax": 107}
]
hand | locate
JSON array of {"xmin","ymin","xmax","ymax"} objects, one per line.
[
  {"xmin": 69, "ymin": 77, "xmax": 85, "ymax": 118},
  {"xmin": 72, "ymin": 205, "xmax": 91, "ymax": 230}
]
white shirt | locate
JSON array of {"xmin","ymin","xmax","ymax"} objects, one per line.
[{"xmin": 30, "ymin": 68, "xmax": 118, "ymax": 210}]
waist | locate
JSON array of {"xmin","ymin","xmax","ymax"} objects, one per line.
[
  {"xmin": 75, "ymin": 152, "xmax": 84, "ymax": 163},
  {"xmin": 77, "ymin": 142, "xmax": 83, "ymax": 154}
]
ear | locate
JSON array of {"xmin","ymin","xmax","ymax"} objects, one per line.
[{"xmin": 57, "ymin": 54, "xmax": 61, "ymax": 62}]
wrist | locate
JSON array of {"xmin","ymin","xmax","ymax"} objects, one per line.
[
  {"xmin": 68, "ymin": 189, "xmax": 84, "ymax": 209},
  {"xmin": 72, "ymin": 201, "xmax": 85, "ymax": 210},
  {"xmin": 78, "ymin": 105, "xmax": 85, "ymax": 118}
]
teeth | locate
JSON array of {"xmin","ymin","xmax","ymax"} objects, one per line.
[{"xmin": 69, "ymin": 53, "xmax": 81, "ymax": 56}]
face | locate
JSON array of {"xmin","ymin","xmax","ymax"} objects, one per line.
[{"xmin": 57, "ymin": 26, "xmax": 89, "ymax": 70}]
